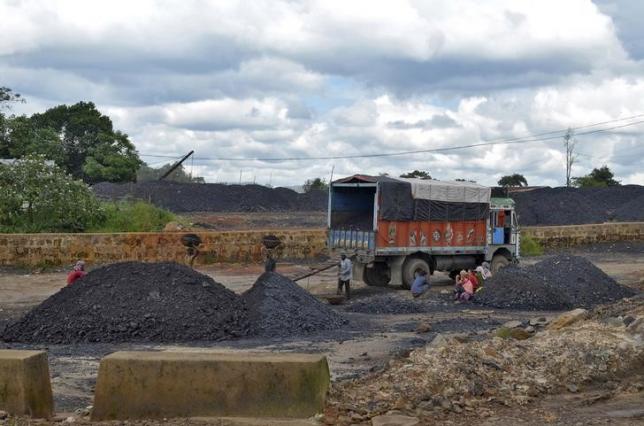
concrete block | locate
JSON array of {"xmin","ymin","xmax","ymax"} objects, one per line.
[
  {"xmin": 92, "ymin": 351, "xmax": 330, "ymax": 421},
  {"xmin": 0, "ymin": 350, "xmax": 54, "ymax": 418}
]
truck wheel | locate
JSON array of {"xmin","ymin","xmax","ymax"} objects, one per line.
[
  {"xmin": 363, "ymin": 263, "xmax": 391, "ymax": 287},
  {"xmin": 402, "ymin": 257, "xmax": 430, "ymax": 290},
  {"xmin": 491, "ymin": 254, "xmax": 510, "ymax": 274},
  {"xmin": 448, "ymin": 270, "xmax": 459, "ymax": 280}
]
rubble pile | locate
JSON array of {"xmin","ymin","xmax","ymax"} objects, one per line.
[
  {"xmin": 92, "ymin": 181, "xmax": 327, "ymax": 213},
  {"xmin": 476, "ymin": 255, "xmax": 636, "ymax": 310},
  {"xmin": 327, "ymin": 302, "xmax": 644, "ymax": 423},
  {"xmin": 2, "ymin": 262, "xmax": 250, "ymax": 343},
  {"xmin": 242, "ymin": 272, "xmax": 347, "ymax": 337}
]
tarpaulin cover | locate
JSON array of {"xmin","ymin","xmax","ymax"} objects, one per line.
[
  {"xmin": 398, "ymin": 178, "xmax": 491, "ymax": 203},
  {"xmin": 379, "ymin": 180, "xmax": 414, "ymax": 221}
]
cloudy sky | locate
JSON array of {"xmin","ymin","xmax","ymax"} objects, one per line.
[{"xmin": 2, "ymin": 0, "xmax": 644, "ymax": 187}]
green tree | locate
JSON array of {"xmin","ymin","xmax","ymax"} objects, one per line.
[
  {"xmin": 0, "ymin": 87, "xmax": 23, "ymax": 109},
  {"xmin": 30, "ymin": 102, "xmax": 142, "ymax": 183},
  {"xmin": 303, "ymin": 177, "xmax": 328, "ymax": 192},
  {"xmin": 400, "ymin": 170, "xmax": 431, "ymax": 179},
  {"xmin": 137, "ymin": 163, "xmax": 205, "ymax": 183},
  {"xmin": 0, "ymin": 155, "xmax": 103, "ymax": 232},
  {"xmin": 572, "ymin": 166, "xmax": 620, "ymax": 188},
  {"xmin": 0, "ymin": 116, "xmax": 64, "ymax": 164},
  {"xmin": 498, "ymin": 174, "xmax": 528, "ymax": 187}
]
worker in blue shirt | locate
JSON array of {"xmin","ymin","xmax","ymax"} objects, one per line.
[{"xmin": 411, "ymin": 270, "xmax": 430, "ymax": 298}]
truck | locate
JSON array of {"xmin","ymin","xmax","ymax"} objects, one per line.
[{"xmin": 327, "ymin": 174, "xmax": 520, "ymax": 288}]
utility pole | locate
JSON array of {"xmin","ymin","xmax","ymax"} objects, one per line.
[
  {"xmin": 563, "ymin": 128, "xmax": 576, "ymax": 187},
  {"xmin": 239, "ymin": 169, "xmax": 242, "ymax": 185}
]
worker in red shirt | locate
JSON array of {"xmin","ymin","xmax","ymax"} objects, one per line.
[{"xmin": 67, "ymin": 260, "xmax": 86, "ymax": 286}]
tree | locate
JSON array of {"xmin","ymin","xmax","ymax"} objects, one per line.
[
  {"xmin": 29, "ymin": 102, "xmax": 142, "ymax": 183},
  {"xmin": 137, "ymin": 163, "xmax": 205, "ymax": 183},
  {"xmin": 563, "ymin": 128, "xmax": 576, "ymax": 187},
  {"xmin": 572, "ymin": 166, "xmax": 620, "ymax": 188},
  {"xmin": 0, "ymin": 87, "xmax": 24, "ymax": 109},
  {"xmin": 303, "ymin": 177, "xmax": 328, "ymax": 192},
  {"xmin": 400, "ymin": 170, "xmax": 431, "ymax": 179},
  {"xmin": 0, "ymin": 116, "xmax": 64, "ymax": 164},
  {"xmin": 455, "ymin": 178, "xmax": 477, "ymax": 183},
  {"xmin": 0, "ymin": 155, "xmax": 103, "ymax": 232},
  {"xmin": 498, "ymin": 174, "xmax": 528, "ymax": 187}
]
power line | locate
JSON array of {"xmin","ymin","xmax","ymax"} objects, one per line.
[{"xmin": 139, "ymin": 114, "xmax": 644, "ymax": 163}]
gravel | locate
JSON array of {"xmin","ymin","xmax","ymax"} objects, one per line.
[
  {"xmin": 242, "ymin": 272, "xmax": 347, "ymax": 337},
  {"xmin": 1, "ymin": 262, "xmax": 250, "ymax": 343},
  {"xmin": 92, "ymin": 181, "xmax": 327, "ymax": 213},
  {"xmin": 511, "ymin": 185, "xmax": 644, "ymax": 226},
  {"xmin": 346, "ymin": 294, "xmax": 430, "ymax": 314},
  {"xmin": 476, "ymin": 255, "xmax": 636, "ymax": 310}
]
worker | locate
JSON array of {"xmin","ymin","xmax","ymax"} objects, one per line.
[
  {"xmin": 453, "ymin": 270, "xmax": 474, "ymax": 301},
  {"xmin": 411, "ymin": 270, "xmax": 430, "ymax": 298},
  {"xmin": 337, "ymin": 253, "xmax": 352, "ymax": 299},
  {"xmin": 468, "ymin": 269, "xmax": 480, "ymax": 291},
  {"xmin": 66, "ymin": 260, "xmax": 86, "ymax": 286},
  {"xmin": 477, "ymin": 262, "xmax": 492, "ymax": 280}
]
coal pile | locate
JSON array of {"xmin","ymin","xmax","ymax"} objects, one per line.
[
  {"xmin": 1, "ymin": 262, "xmax": 250, "ymax": 344},
  {"xmin": 242, "ymin": 272, "xmax": 347, "ymax": 337},
  {"xmin": 511, "ymin": 185, "xmax": 644, "ymax": 226},
  {"xmin": 476, "ymin": 255, "xmax": 636, "ymax": 310},
  {"xmin": 92, "ymin": 181, "xmax": 327, "ymax": 213},
  {"xmin": 346, "ymin": 294, "xmax": 429, "ymax": 314}
]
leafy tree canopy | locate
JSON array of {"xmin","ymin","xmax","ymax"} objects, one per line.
[
  {"xmin": 0, "ymin": 155, "xmax": 103, "ymax": 232},
  {"xmin": 137, "ymin": 163, "xmax": 205, "ymax": 183},
  {"xmin": 303, "ymin": 177, "xmax": 328, "ymax": 192},
  {"xmin": 572, "ymin": 166, "xmax": 620, "ymax": 188},
  {"xmin": 400, "ymin": 170, "xmax": 431, "ymax": 179},
  {"xmin": 498, "ymin": 174, "xmax": 528, "ymax": 187}
]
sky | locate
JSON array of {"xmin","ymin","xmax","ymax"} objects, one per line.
[{"xmin": 1, "ymin": 0, "xmax": 644, "ymax": 187}]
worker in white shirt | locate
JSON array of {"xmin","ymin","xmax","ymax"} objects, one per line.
[{"xmin": 337, "ymin": 253, "xmax": 352, "ymax": 299}]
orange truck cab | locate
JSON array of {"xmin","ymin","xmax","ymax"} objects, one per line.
[{"xmin": 327, "ymin": 175, "xmax": 520, "ymax": 288}]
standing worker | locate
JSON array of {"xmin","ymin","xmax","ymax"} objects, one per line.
[
  {"xmin": 337, "ymin": 253, "xmax": 352, "ymax": 299},
  {"xmin": 67, "ymin": 260, "xmax": 86, "ymax": 286}
]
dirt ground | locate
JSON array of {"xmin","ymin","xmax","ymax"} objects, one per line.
[
  {"xmin": 185, "ymin": 211, "xmax": 326, "ymax": 231},
  {"xmin": 0, "ymin": 241, "xmax": 642, "ymax": 424}
]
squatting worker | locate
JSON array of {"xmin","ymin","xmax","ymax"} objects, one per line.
[
  {"xmin": 337, "ymin": 253, "xmax": 352, "ymax": 299},
  {"xmin": 67, "ymin": 260, "xmax": 86, "ymax": 286},
  {"xmin": 411, "ymin": 270, "xmax": 430, "ymax": 298}
]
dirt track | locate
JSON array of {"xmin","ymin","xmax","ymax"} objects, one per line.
[{"xmin": 0, "ymin": 241, "xmax": 642, "ymax": 421}]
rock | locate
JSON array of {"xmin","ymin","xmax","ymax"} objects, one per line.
[
  {"xmin": 566, "ymin": 384, "xmax": 579, "ymax": 393},
  {"xmin": 415, "ymin": 322, "xmax": 432, "ymax": 333},
  {"xmin": 427, "ymin": 333, "xmax": 455, "ymax": 349},
  {"xmin": 605, "ymin": 409, "xmax": 644, "ymax": 419},
  {"xmin": 626, "ymin": 317, "xmax": 644, "ymax": 335},
  {"xmin": 0, "ymin": 411, "xmax": 7, "ymax": 420},
  {"xmin": 605, "ymin": 317, "xmax": 625, "ymax": 328},
  {"xmin": 525, "ymin": 326, "xmax": 535, "ymax": 333},
  {"xmin": 440, "ymin": 289, "xmax": 450, "ymax": 295},
  {"xmin": 529, "ymin": 317, "xmax": 549, "ymax": 326},
  {"xmin": 496, "ymin": 327, "xmax": 531, "ymax": 340},
  {"xmin": 502, "ymin": 320, "xmax": 523, "ymax": 329},
  {"xmin": 623, "ymin": 316, "xmax": 635, "ymax": 326},
  {"xmin": 372, "ymin": 414, "xmax": 420, "ymax": 426},
  {"xmin": 63, "ymin": 417, "xmax": 75, "ymax": 423},
  {"xmin": 163, "ymin": 221, "xmax": 185, "ymax": 232},
  {"xmin": 548, "ymin": 309, "xmax": 588, "ymax": 330}
]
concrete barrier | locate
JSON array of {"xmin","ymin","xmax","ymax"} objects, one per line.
[
  {"xmin": 0, "ymin": 350, "xmax": 54, "ymax": 418},
  {"xmin": 91, "ymin": 351, "xmax": 330, "ymax": 421}
]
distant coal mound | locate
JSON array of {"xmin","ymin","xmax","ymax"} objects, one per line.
[
  {"xmin": 476, "ymin": 255, "xmax": 636, "ymax": 311},
  {"xmin": 511, "ymin": 185, "xmax": 644, "ymax": 226},
  {"xmin": 242, "ymin": 272, "xmax": 347, "ymax": 337},
  {"xmin": 2, "ymin": 262, "xmax": 250, "ymax": 343},
  {"xmin": 92, "ymin": 181, "xmax": 328, "ymax": 213},
  {"xmin": 346, "ymin": 294, "xmax": 428, "ymax": 315}
]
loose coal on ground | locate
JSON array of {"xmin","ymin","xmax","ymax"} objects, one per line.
[
  {"xmin": 92, "ymin": 181, "xmax": 327, "ymax": 213},
  {"xmin": 475, "ymin": 255, "xmax": 636, "ymax": 310},
  {"xmin": 510, "ymin": 185, "xmax": 644, "ymax": 226},
  {"xmin": 1, "ymin": 262, "xmax": 250, "ymax": 344},
  {"xmin": 345, "ymin": 292, "xmax": 478, "ymax": 315},
  {"xmin": 242, "ymin": 272, "xmax": 347, "ymax": 337}
]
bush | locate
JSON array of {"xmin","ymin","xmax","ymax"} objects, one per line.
[
  {"xmin": 521, "ymin": 234, "xmax": 544, "ymax": 257},
  {"xmin": 87, "ymin": 201, "xmax": 175, "ymax": 232},
  {"xmin": 0, "ymin": 156, "xmax": 102, "ymax": 232}
]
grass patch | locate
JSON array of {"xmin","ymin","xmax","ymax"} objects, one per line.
[
  {"xmin": 521, "ymin": 234, "xmax": 544, "ymax": 257},
  {"xmin": 87, "ymin": 201, "xmax": 176, "ymax": 233}
]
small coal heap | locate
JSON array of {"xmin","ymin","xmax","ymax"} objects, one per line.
[
  {"xmin": 476, "ymin": 255, "xmax": 636, "ymax": 311},
  {"xmin": 242, "ymin": 272, "xmax": 347, "ymax": 337},
  {"xmin": 2, "ymin": 262, "xmax": 250, "ymax": 343}
]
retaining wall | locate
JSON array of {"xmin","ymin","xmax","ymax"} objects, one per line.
[{"xmin": 0, "ymin": 222, "xmax": 641, "ymax": 267}]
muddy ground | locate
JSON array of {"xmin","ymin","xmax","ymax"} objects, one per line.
[{"xmin": 0, "ymin": 241, "xmax": 642, "ymax": 424}]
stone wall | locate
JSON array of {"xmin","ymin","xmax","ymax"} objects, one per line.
[
  {"xmin": 523, "ymin": 222, "xmax": 644, "ymax": 248},
  {"xmin": 0, "ymin": 229, "xmax": 328, "ymax": 267},
  {"xmin": 0, "ymin": 222, "xmax": 642, "ymax": 267}
]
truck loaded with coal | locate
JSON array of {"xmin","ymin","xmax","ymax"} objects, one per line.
[{"xmin": 328, "ymin": 175, "xmax": 520, "ymax": 288}]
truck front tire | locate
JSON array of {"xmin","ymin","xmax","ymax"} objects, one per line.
[
  {"xmin": 363, "ymin": 263, "xmax": 391, "ymax": 287},
  {"xmin": 402, "ymin": 257, "xmax": 430, "ymax": 290}
]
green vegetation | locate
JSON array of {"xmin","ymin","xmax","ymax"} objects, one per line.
[
  {"xmin": 520, "ymin": 234, "xmax": 544, "ymax": 257},
  {"xmin": 88, "ymin": 201, "xmax": 176, "ymax": 233},
  {"xmin": 572, "ymin": 165, "xmax": 620, "ymax": 188},
  {"xmin": 137, "ymin": 163, "xmax": 205, "ymax": 183},
  {"xmin": 498, "ymin": 173, "xmax": 528, "ymax": 187},
  {"xmin": 303, "ymin": 177, "xmax": 328, "ymax": 192},
  {"xmin": 400, "ymin": 170, "xmax": 431, "ymax": 179},
  {"xmin": 0, "ymin": 155, "xmax": 102, "ymax": 233}
]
